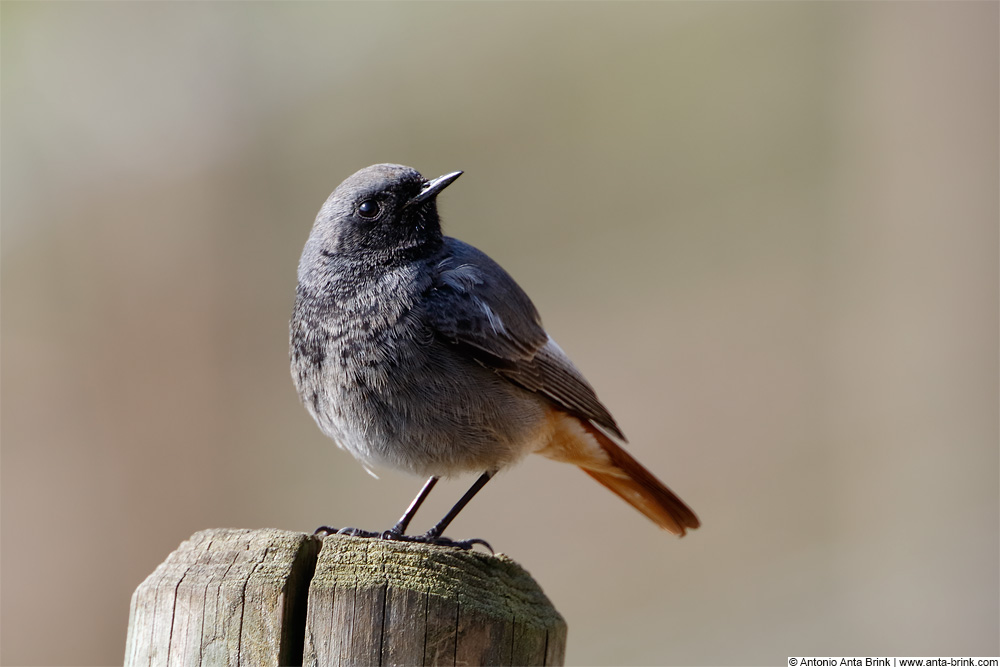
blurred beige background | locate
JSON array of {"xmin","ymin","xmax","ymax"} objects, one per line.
[{"xmin": 2, "ymin": 2, "xmax": 997, "ymax": 666}]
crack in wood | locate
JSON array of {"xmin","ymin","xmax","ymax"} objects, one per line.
[{"xmin": 126, "ymin": 529, "xmax": 565, "ymax": 666}]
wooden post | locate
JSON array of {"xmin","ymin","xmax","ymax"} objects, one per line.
[
  {"xmin": 125, "ymin": 529, "xmax": 566, "ymax": 666},
  {"xmin": 124, "ymin": 528, "xmax": 321, "ymax": 667},
  {"xmin": 305, "ymin": 534, "xmax": 567, "ymax": 666}
]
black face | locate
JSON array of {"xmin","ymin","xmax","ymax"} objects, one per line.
[{"xmin": 324, "ymin": 164, "xmax": 443, "ymax": 260}]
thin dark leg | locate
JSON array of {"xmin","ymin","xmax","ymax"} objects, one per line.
[
  {"xmin": 318, "ymin": 471, "xmax": 497, "ymax": 551},
  {"xmin": 316, "ymin": 476, "xmax": 439, "ymax": 539},
  {"xmin": 422, "ymin": 470, "xmax": 494, "ymax": 540},
  {"xmin": 388, "ymin": 476, "xmax": 439, "ymax": 536}
]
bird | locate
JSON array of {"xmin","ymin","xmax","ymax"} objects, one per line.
[{"xmin": 290, "ymin": 163, "xmax": 699, "ymax": 549}]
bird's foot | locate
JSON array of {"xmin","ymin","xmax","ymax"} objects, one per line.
[
  {"xmin": 313, "ymin": 526, "xmax": 382, "ymax": 538},
  {"xmin": 387, "ymin": 531, "xmax": 494, "ymax": 553},
  {"xmin": 313, "ymin": 526, "xmax": 492, "ymax": 552}
]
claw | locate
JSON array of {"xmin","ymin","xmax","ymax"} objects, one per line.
[
  {"xmin": 313, "ymin": 526, "xmax": 383, "ymax": 538},
  {"xmin": 445, "ymin": 536, "xmax": 494, "ymax": 553},
  {"xmin": 335, "ymin": 527, "xmax": 381, "ymax": 538},
  {"xmin": 313, "ymin": 525, "xmax": 492, "ymax": 552},
  {"xmin": 394, "ymin": 532, "xmax": 494, "ymax": 553}
]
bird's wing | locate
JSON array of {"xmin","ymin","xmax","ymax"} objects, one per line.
[{"xmin": 424, "ymin": 238, "xmax": 625, "ymax": 440}]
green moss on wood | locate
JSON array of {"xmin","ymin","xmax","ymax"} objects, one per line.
[{"xmin": 311, "ymin": 535, "xmax": 565, "ymax": 631}]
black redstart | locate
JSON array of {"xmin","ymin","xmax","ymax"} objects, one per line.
[{"xmin": 291, "ymin": 163, "xmax": 699, "ymax": 548}]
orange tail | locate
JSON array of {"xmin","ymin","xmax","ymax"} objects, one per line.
[
  {"xmin": 581, "ymin": 423, "xmax": 700, "ymax": 536},
  {"xmin": 537, "ymin": 411, "xmax": 700, "ymax": 536}
]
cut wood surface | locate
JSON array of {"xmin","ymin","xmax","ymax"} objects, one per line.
[
  {"xmin": 125, "ymin": 528, "xmax": 320, "ymax": 667},
  {"xmin": 304, "ymin": 535, "xmax": 567, "ymax": 666},
  {"xmin": 125, "ymin": 528, "xmax": 566, "ymax": 666}
]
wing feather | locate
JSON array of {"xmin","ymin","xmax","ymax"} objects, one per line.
[{"xmin": 425, "ymin": 238, "xmax": 625, "ymax": 440}]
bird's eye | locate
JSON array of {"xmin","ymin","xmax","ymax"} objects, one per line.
[{"xmin": 357, "ymin": 199, "xmax": 381, "ymax": 218}]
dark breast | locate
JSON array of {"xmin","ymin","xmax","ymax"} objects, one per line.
[
  {"xmin": 291, "ymin": 262, "xmax": 429, "ymax": 401},
  {"xmin": 290, "ymin": 258, "xmax": 546, "ymax": 476}
]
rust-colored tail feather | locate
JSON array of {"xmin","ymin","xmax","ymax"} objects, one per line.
[{"xmin": 579, "ymin": 422, "xmax": 700, "ymax": 536}]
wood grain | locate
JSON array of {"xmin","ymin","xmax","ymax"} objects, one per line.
[
  {"xmin": 124, "ymin": 528, "xmax": 320, "ymax": 667},
  {"xmin": 126, "ymin": 530, "xmax": 566, "ymax": 666},
  {"xmin": 304, "ymin": 535, "xmax": 566, "ymax": 666}
]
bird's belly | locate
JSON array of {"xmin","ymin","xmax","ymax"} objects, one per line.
[{"xmin": 314, "ymin": 343, "xmax": 547, "ymax": 478}]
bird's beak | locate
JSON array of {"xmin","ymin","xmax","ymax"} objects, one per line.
[{"xmin": 410, "ymin": 170, "xmax": 463, "ymax": 205}]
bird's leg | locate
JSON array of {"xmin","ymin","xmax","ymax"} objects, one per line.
[
  {"xmin": 317, "ymin": 472, "xmax": 496, "ymax": 551},
  {"xmin": 423, "ymin": 471, "xmax": 493, "ymax": 539},
  {"xmin": 314, "ymin": 476, "xmax": 440, "ymax": 539},
  {"xmin": 383, "ymin": 476, "xmax": 439, "ymax": 538},
  {"xmin": 399, "ymin": 470, "xmax": 496, "ymax": 551}
]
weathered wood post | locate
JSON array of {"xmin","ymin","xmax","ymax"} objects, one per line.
[
  {"xmin": 124, "ymin": 529, "xmax": 321, "ymax": 666},
  {"xmin": 304, "ymin": 534, "xmax": 566, "ymax": 666},
  {"xmin": 125, "ymin": 528, "xmax": 567, "ymax": 666}
]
